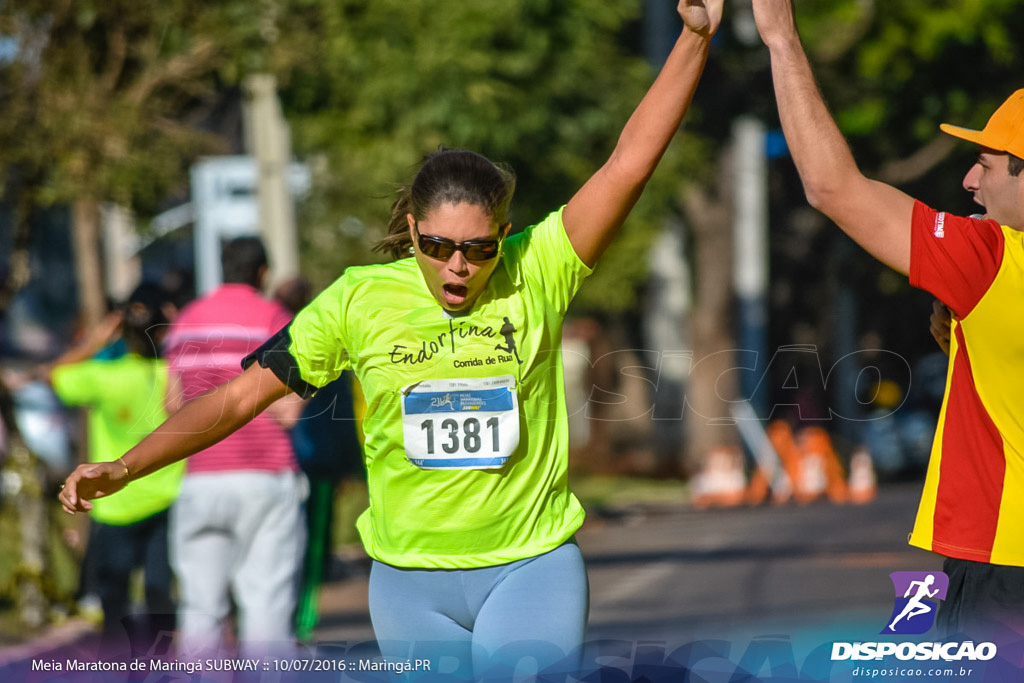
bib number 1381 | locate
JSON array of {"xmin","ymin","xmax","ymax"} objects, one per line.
[
  {"xmin": 421, "ymin": 416, "xmax": 500, "ymax": 455},
  {"xmin": 401, "ymin": 376, "xmax": 519, "ymax": 470}
]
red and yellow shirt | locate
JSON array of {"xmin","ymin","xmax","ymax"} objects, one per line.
[{"xmin": 909, "ymin": 201, "xmax": 1024, "ymax": 566}]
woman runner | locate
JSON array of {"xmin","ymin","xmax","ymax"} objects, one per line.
[{"xmin": 60, "ymin": 1, "xmax": 723, "ymax": 676}]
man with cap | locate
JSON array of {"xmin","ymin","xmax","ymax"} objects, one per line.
[{"xmin": 752, "ymin": 0, "xmax": 1024, "ymax": 636}]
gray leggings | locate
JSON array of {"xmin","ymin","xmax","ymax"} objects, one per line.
[{"xmin": 368, "ymin": 541, "xmax": 588, "ymax": 679}]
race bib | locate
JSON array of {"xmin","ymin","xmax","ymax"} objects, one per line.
[{"xmin": 400, "ymin": 375, "xmax": 519, "ymax": 470}]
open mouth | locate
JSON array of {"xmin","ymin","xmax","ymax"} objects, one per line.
[{"xmin": 443, "ymin": 284, "xmax": 469, "ymax": 305}]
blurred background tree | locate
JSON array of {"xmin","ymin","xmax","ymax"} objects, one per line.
[
  {"xmin": 280, "ymin": 0, "xmax": 702, "ymax": 313},
  {"xmin": 0, "ymin": 0, "xmax": 327, "ymax": 326},
  {"xmin": 0, "ymin": 0, "xmax": 324, "ymax": 635},
  {"xmin": 278, "ymin": 0, "xmax": 1024, "ymax": 473},
  {"xmin": 723, "ymin": 0, "xmax": 1024, "ymax": 457}
]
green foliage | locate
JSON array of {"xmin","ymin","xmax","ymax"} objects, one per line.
[
  {"xmin": 796, "ymin": 0, "xmax": 1024, "ymax": 178},
  {"xmin": 0, "ymin": 480, "xmax": 80, "ymax": 640},
  {"xmin": 757, "ymin": 0, "xmax": 1024, "ymax": 360},
  {"xmin": 0, "ymin": 0, "xmax": 321, "ymax": 215},
  {"xmin": 4, "ymin": 0, "xmax": 1023, "ymax": 313},
  {"xmin": 281, "ymin": 0, "xmax": 706, "ymax": 310}
]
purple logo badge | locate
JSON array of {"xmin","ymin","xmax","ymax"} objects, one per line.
[{"xmin": 882, "ymin": 571, "xmax": 949, "ymax": 635}]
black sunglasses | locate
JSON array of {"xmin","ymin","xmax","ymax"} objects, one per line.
[{"xmin": 414, "ymin": 223, "xmax": 503, "ymax": 262}]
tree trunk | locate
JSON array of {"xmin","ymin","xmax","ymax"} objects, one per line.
[
  {"xmin": 680, "ymin": 148, "xmax": 739, "ymax": 477},
  {"xmin": 71, "ymin": 199, "xmax": 108, "ymax": 328}
]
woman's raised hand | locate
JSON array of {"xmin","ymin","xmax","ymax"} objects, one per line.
[{"xmin": 678, "ymin": 0, "xmax": 724, "ymax": 38}]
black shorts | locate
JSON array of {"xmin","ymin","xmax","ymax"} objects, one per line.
[{"xmin": 937, "ymin": 557, "xmax": 1024, "ymax": 638}]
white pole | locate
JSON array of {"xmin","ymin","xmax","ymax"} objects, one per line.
[{"xmin": 733, "ymin": 116, "xmax": 769, "ymax": 415}]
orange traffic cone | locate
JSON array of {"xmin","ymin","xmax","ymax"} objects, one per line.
[
  {"xmin": 796, "ymin": 426, "xmax": 849, "ymax": 504},
  {"xmin": 764, "ymin": 421, "xmax": 803, "ymax": 504},
  {"xmin": 847, "ymin": 447, "xmax": 878, "ymax": 504},
  {"xmin": 691, "ymin": 446, "xmax": 747, "ymax": 509}
]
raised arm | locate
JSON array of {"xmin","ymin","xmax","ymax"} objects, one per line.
[
  {"xmin": 58, "ymin": 362, "xmax": 292, "ymax": 514},
  {"xmin": 752, "ymin": 0, "xmax": 915, "ymax": 274},
  {"xmin": 563, "ymin": 0, "xmax": 723, "ymax": 267},
  {"xmin": 41, "ymin": 311, "xmax": 123, "ymax": 383}
]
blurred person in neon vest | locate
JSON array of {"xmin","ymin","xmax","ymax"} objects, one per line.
[{"xmin": 49, "ymin": 283, "xmax": 183, "ymax": 654}]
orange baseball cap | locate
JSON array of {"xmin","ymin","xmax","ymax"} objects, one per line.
[{"xmin": 940, "ymin": 89, "xmax": 1024, "ymax": 158}]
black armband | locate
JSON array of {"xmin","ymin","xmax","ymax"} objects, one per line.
[{"xmin": 241, "ymin": 326, "xmax": 319, "ymax": 399}]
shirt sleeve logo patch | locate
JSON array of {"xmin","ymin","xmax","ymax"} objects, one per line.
[{"xmin": 933, "ymin": 212, "xmax": 946, "ymax": 238}]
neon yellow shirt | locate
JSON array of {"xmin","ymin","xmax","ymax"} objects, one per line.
[
  {"xmin": 285, "ymin": 207, "xmax": 591, "ymax": 568},
  {"xmin": 52, "ymin": 355, "xmax": 184, "ymax": 525}
]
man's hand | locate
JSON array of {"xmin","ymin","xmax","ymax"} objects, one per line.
[
  {"xmin": 678, "ymin": 0, "xmax": 724, "ymax": 38},
  {"xmin": 929, "ymin": 299, "xmax": 952, "ymax": 356},
  {"xmin": 751, "ymin": 0, "xmax": 799, "ymax": 48}
]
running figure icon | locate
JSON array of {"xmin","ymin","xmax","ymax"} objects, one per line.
[{"xmin": 888, "ymin": 574, "xmax": 940, "ymax": 632}]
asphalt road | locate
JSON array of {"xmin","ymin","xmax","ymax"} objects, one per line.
[{"xmin": 313, "ymin": 482, "xmax": 942, "ymax": 649}]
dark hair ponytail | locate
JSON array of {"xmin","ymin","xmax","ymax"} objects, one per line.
[
  {"xmin": 373, "ymin": 148, "xmax": 516, "ymax": 259},
  {"xmin": 122, "ymin": 282, "xmax": 170, "ymax": 359}
]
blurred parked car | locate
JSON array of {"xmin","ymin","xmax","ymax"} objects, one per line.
[{"xmin": 5, "ymin": 375, "xmax": 76, "ymax": 481}]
